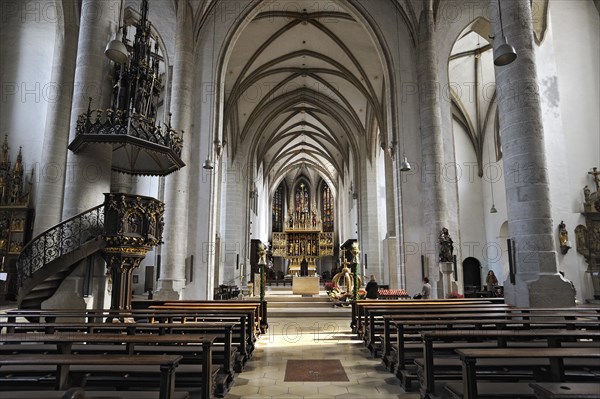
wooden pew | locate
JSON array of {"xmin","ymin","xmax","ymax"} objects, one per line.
[
  {"xmin": 145, "ymin": 300, "xmax": 265, "ymax": 333},
  {"xmin": 139, "ymin": 299, "xmax": 269, "ymax": 333},
  {"xmin": 446, "ymin": 347, "xmax": 600, "ymax": 399},
  {"xmin": 417, "ymin": 329, "xmax": 600, "ymax": 397},
  {"xmin": 4, "ymin": 389, "xmax": 190, "ymax": 399},
  {"xmin": 4, "ymin": 308, "xmax": 256, "ymax": 360},
  {"xmin": 0, "ymin": 333, "xmax": 217, "ymax": 399},
  {"xmin": 145, "ymin": 307, "xmax": 257, "ymax": 356},
  {"xmin": 351, "ymin": 298, "xmax": 505, "ymax": 332},
  {"xmin": 137, "ymin": 307, "xmax": 261, "ymax": 346},
  {"xmin": 384, "ymin": 310, "xmax": 600, "ymax": 372},
  {"xmin": 1, "ymin": 320, "xmax": 242, "ymax": 375},
  {"xmin": 395, "ymin": 318, "xmax": 599, "ymax": 388},
  {"xmin": 364, "ymin": 305, "xmax": 511, "ymax": 354},
  {"xmin": 357, "ymin": 301, "xmax": 509, "ymax": 341},
  {"xmin": 528, "ymin": 382, "xmax": 600, "ymax": 399},
  {"xmin": 0, "ymin": 320, "xmax": 241, "ymax": 396},
  {"xmin": 0, "ymin": 354, "xmax": 184, "ymax": 399}
]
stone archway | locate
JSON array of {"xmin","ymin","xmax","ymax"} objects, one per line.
[{"xmin": 462, "ymin": 257, "xmax": 482, "ymax": 295}]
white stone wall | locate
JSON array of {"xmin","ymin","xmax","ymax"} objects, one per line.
[
  {"xmin": 1, "ymin": 0, "xmax": 56, "ymax": 194},
  {"xmin": 538, "ymin": 0, "xmax": 600, "ymax": 302}
]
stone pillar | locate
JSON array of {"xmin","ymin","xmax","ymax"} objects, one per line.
[
  {"xmin": 417, "ymin": 3, "xmax": 449, "ymax": 298},
  {"xmin": 34, "ymin": 0, "xmax": 79, "ymax": 235},
  {"xmin": 439, "ymin": 262, "xmax": 454, "ymax": 298},
  {"xmin": 62, "ymin": 0, "xmax": 119, "ymax": 218},
  {"xmin": 490, "ymin": 0, "xmax": 575, "ymax": 307},
  {"xmin": 384, "ymin": 155, "xmax": 396, "ymax": 238},
  {"xmin": 155, "ymin": 0, "xmax": 195, "ymax": 300},
  {"xmin": 358, "ymin": 152, "xmax": 383, "ymax": 283},
  {"xmin": 110, "ymin": 171, "xmax": 136, "ymax": 194},
  {"xmin": 383, "ymin": 155, "xmax": 400, "ymax": 288},
  {"xmin": 220, "ymin": 147, "xmax": 249, "ymax": 286}
]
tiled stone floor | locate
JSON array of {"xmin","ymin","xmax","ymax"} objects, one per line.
[{"xmin": 189, "ymin": 317, "xmax": 420, "ymax": 399}]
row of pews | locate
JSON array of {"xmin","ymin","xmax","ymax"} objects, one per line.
[
  {"xmin": 0, "ymin": 299, "xmax": 267, "ymax": 399},
  {"xmin": 352, "ymin": 298, "xmax": 600, "ymax": 399}
]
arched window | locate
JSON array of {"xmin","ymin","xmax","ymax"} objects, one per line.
[
  {"xmin": 272, "ymin": 183, "xmax": 284, "ymax": 232},
  {"xmin": 294, "ymin": 181, "xmax": 310, "ymax": 214},
  {"xmin": 322, "ymin": 184, "xmax": 334, "ymax": 232}
]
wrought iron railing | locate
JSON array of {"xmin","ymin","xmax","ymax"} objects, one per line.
[
  {"xmin": 75, "ymin": 105, "xmax": 183, "ymax": 156},
  {"xmin": 17, "ymin": 204, "xmax": 105, "ymax": 287}
]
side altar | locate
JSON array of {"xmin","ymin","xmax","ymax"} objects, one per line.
[{"xmin": 271, "ymin": 209, "xmax": 334, "ymax": 276}]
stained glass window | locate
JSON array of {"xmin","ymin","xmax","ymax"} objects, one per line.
[
  {"xmin": 272, "ymin": 183, "xmax": 284, "ymax": 232},
  {"xmin": 294, "ymin": 181, "xmax": 310, "ymax": 214},
  {"xmin": 322, "ymin": 184, "xmax": 334, "ymax": 232}
]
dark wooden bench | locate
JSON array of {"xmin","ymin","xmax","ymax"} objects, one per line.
[
  {"xmin": 266, "ymin": 278, "xmax": 291, "ymax": 286},
  {"xmin": 150, "ymin": 300, "xmax": 266, "ymax": 333},
  {"xmin": 3, "ymin": 390, "xmax": 190, "ymax": 399},
  {"xmin": 446, "ymin": 347, "xmax": 600, "ymax": 399},
  {"xmin": 361, "ymin": 303, "xmax": 510, "ymax": 340},
  {"xmin": 386, "ymin": 312, "xmax": 600, "ymax": 373},
  {"xmin": 1, "ymin": 320, "xmax": 243, "ymax": 374},
  {"xmin": 398, "ymin": 321, "xmax": 600, "ymax": 390},
  {"xmin": 369, "ymin": 306, "xmax": 512, "ymax": 350},
  {"xmin": 352, "ymin": 298, "xmax": 505, "ymax": 334},
  {"xmin": 417, "ymin": 329, "xmax": 600, "ymax": 397},
  {"xmin": 529, "ymin": 382, "xmax": 600, "ymax": 399},
  {"xmin": 4, "ymin": 308, "xmax": 256, "ymax": 360},
  {"xmin": 145, "ymin": 307, "xmax": 258, "ymax": 349},
  {"xmin": 0, "ymin": 333, "xmax": 217, "ymax": 399},
  {"xmin": 0, "ymin": 354, "xmax": 185, "ymax": 399}
]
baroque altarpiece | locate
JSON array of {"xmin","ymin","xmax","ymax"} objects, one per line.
[
  {"xmin": 575, "ymin": 167, "xmax": 600, "ymax": 301},
  {"xmin": 271, "ymin": 182, "xmax": 334, "ymax": 275},
  {"xmin": 0, "ymin": 136, "xmax": 34, "ymax": 300}
]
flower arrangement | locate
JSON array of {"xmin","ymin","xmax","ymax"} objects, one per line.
[
  {"xmin": 324, "ymin": 281, "xmax": 337, "ymax": 292},
  {"xmin": 446, "ymin": 290, "xmax": 464, "ymax": 298}
]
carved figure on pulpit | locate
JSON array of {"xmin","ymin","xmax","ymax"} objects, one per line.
[
  {"xmin": 589, "ymin": 167, "xmax": 600, "ymax": 193},
  {"xmin": 584, "ymin": 185, "xmax": 591, "ymax": 204}
]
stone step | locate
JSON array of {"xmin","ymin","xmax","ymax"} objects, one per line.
[
  {"xmin": 266, "ymin": 295, "xmax": 330, "ymax": 302},
  {"xmin": 268, "ymin": 301, "xmax": 334, "ymax": 308},
  {"xmin": 268, "ymin": 306, "xmax": 351, "ymax": 318},
  {"xmin": 262, "ymin": 289, "xmax": 347, "ymax": 316}
]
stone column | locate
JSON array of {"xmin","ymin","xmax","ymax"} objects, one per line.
[
  {"xmin": 383, "ymin": 154, "xmax": 398, "ymax": 287},
  {"xmin": 490, "ymin": 0, "xmax": 575, "ymax": 307},
  {"xmin": 62, "ymin": 0, "xmax": 119, "ymax": 218},
  {"xmin": 110, "ymin": 171, "xmax": 136, "ymax": 194},
  {"xmin": 358, "ymin": 152, "xmax": 383, "ymax": 283},
  {"xmin": 439, "ymin": 262, "xmax": 454, "ymax": 298},
  {"xmin": 34, "ymin": 0, "xmax": 79, "ymax": 235},
  {"xmin": 417, "ymin": 3, "xmax": 449, "ymax": 298},
  {"xmin": 154, "ymin": 0, "xmax": 195, "ymax": 300}
]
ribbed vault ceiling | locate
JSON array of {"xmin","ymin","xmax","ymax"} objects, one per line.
[{"xmin": 223, "ymin": 0, "xmax": 386, "ymax": 191}]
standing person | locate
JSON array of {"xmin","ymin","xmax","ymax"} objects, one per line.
[
  {"xmin": 485, "ymin": 270, "xmax": 498, "ymax": 292},
  {"xmin": 420, "ymin": 277, "xmax": 432, "ymax": 299},
  {"xmin": 365, "ymin": 275, "xmax": 379, "ymax": 299}
]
